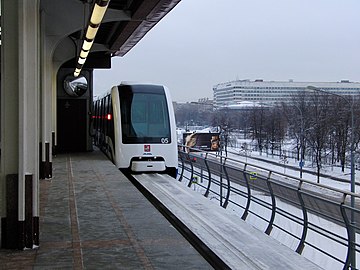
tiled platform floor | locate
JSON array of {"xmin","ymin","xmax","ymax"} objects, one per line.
[{"xmin": 0, "ymin": 150, "xmax": 212, "ymax": 269}]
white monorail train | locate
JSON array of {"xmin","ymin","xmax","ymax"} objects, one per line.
[{"xmin": 93, "ymin": 82, "xmax": 178, "ymax": 177}]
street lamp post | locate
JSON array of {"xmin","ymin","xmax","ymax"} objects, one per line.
[{"xmin": 306, "ymin": 85, "xmax": 356, "ymax": 269}]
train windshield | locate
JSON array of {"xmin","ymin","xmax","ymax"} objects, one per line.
[{"xmin": 119, "ymin": 85, "xmax": 171, "ymax": 144}]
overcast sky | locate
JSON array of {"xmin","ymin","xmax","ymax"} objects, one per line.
[{"xmin": 93, "ymin": 0, "xmax": 360, "ymax": 102}]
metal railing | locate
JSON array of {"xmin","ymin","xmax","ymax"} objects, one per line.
[{"xmin": 177, "ymin": 147, "xmax": 360, "ymax": 270}]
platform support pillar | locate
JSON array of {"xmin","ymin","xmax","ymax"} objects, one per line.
[
  {"xmin": 39, "ymin": 10, "xmax": 54, "ymax": 180},
  {"xmin": 0, "ymin": 0, "xmax": 40, "ymax": 249}
]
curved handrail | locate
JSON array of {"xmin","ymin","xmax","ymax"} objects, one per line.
[
  {"xmin": 221, "ymin": 157, "xmax": 231, "ymax": 209},
  {"xmin": 177, "ymin": 145, "xmax": 359, "ymax": 269},
  {"xmin": 295, "ymin": 180, "xmax": 309, "ymax": 254},
  {"xmin": 264, "ymin": 171, "xmax": 276, "ymax": 235},
  {"xmin": 204, "ymin": 152, "xmax": 212, "ymax": 197}
]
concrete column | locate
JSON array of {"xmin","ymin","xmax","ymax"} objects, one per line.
[
  {"xmin": 52, "ymin": 70, "xmax": 57, "ymax": 156},
  {"xmin": 52, "ymin": 71, "xmax": 57, "ymax": 155},
  {"xmin": 18, "ymin": 0, "xmax": 40, "ymax": 247},
  {"xmin": 40, "ymin": 13, "xmax": 53, "ymax": 179},
  {"xmin": 1, "ymin": 0, "xmax": 40, "ymax": 249},
  {"xmin": 1, "ymin": 1, "xmax": 19, "ymax": 248}
]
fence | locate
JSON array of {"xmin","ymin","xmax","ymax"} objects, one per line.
[{"xmin": 177, "ymin": 147, "xmax": 360, "ymax": 270}]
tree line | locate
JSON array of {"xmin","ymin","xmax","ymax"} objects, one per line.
[{"xmin": 174, "ymin": 92, "xmax": 360, "ymax": 183}]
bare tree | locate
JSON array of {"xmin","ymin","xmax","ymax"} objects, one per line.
[
  {"xmin": 212, "ymin": 108, "xmax": 234, "ymax": 156},
  {"xmin": 329, "ymin": 97, "xmax": 350, "ymax": 172},
  {"xmin": 263, "ymin": 105, "xmax": 287, "ymax": 155},
  {"xmin": 305, "ymin": 92, "xmax": 332, "ymax": 183},
  {"xmin": 174, "ymin": 102, "xmax": 214, "ymax": 127},
  {"xmin": 249, "ymin": 105, "xmax": 268, "ymax": 155},
  {"xmin": 282, "ymin": 91, "xmax": 308, "ymax": 163}
]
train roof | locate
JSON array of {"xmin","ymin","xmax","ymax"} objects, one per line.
[
  {"xmin": 118, "ymin": 81, "xmax": 166, "ymax": 87},
  {"xmin": 94, "ymin": 82, "xmax": 168, "ymax": 101}
]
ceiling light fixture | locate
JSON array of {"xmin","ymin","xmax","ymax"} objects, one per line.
[{"xmin": 74, "ymin": 0, "xmax": 110, "ymax": 77}]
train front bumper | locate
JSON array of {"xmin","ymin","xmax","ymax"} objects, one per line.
[{"xmin": 131, "ymin": 160, "xmax": 166, "ymax": 172}]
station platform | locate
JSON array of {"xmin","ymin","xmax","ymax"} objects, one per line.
[
  {"xmin": 0, "ymin": 150, "xmax": 322, "ymax": 269},
  {"xmin": 0, "ymin": 150, "xmax": 211, "ymax": 269}
]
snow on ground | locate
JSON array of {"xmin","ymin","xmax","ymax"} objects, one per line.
[
  {"xmin": 226, "ymin": 144, "xmax": 358, "ymax": 193},
  {"xmin": 179, "ymin": 128, "xmax": 359, "ymax": 193}
]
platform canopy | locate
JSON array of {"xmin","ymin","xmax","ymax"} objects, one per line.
[{"xmin": 43, "ymin": 0, "xmax": 181, "ymax": 70}]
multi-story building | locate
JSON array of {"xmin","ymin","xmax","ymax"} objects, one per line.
[{"xmin": 213, "ymin": 79, "xmax": 360, "ymax": 108}]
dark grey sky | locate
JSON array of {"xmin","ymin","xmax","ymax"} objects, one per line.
[{"xmin": 94, "ymin": 0, "xmax": 360, "ymax": 102}]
